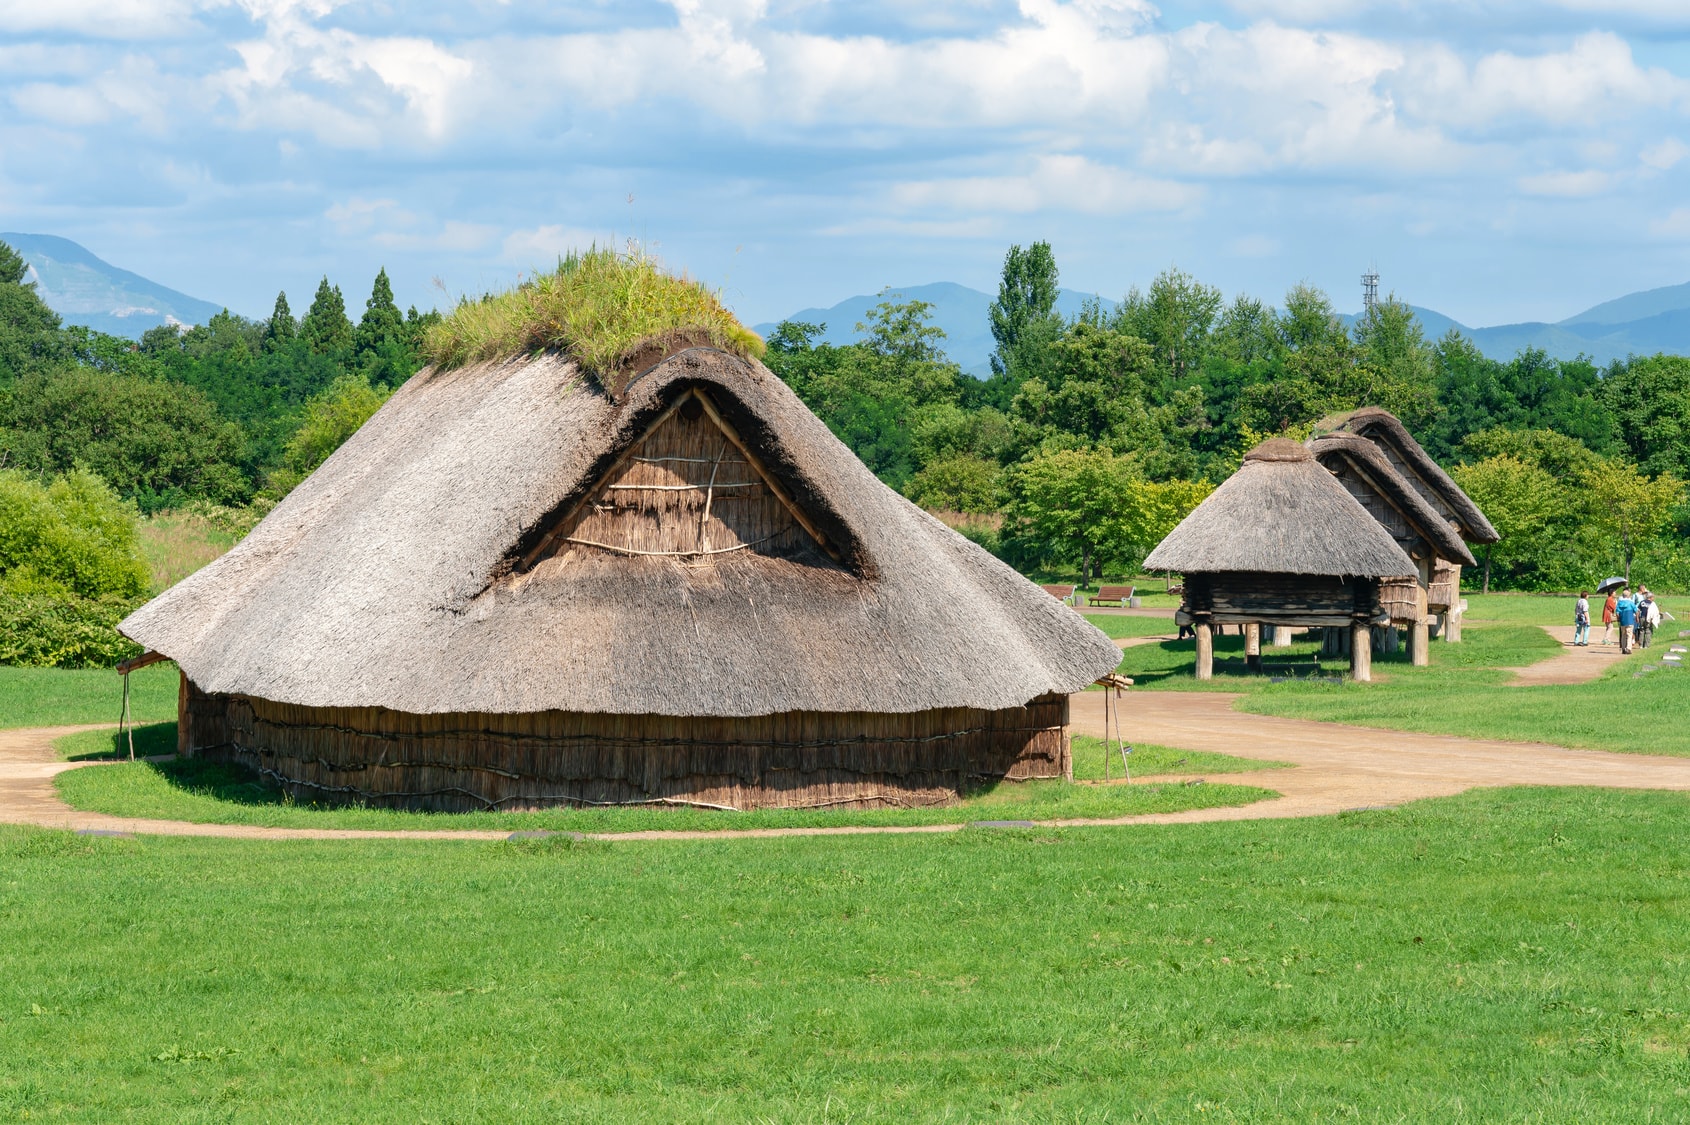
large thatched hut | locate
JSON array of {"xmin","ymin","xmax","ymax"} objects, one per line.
[
  {"xmin": 1144, "ymin": 438, "xmax": 1415, "ymax": 681},
  {"xmin": 119, "ymin": 339, "xmax": 1120, "ymax": 813},
  {"xmin": 1307, "ymin": 432, "xmax": 1476, "ymax": 664},
  {"xmin": 1315, "ymin": 407, "xmax": 1498, "ymax": 643}
]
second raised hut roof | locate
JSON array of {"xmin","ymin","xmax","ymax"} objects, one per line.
[{"xmin": 1143, "ymin": 438, "xmax": 1415, "ymax": 579}]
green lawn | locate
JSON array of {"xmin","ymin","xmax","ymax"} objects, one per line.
[
  {"xmin": 1070, "ymin": 735, "xmax": 1291, "ymax": 780},
  {"xmin": 1077, "ymin": 612, "xmax": 1177, "ymax": 641},
  {"xmin": 51, "ymin": 726, "xmax": 1274, "ymax": 833},
  {"xmin": 3, "ymin": 787, "xmax": 1689, "ymax": 1121},
  {"xmin": 0, "ymin": 662, "xmax": 178, "ymax": 729}
]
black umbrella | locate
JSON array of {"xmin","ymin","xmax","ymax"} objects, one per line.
[{"xmin": 1597, "ymin": 576, "xmax": 1626, "ymax": 594}]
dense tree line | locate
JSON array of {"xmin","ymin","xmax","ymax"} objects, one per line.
[
  {"xmin": 0, "ymin": 239, "xmax": 432, "ymax": 511},
  {"xmin": 766, "ymin": 243, "xmax": 1689, "ymax": 589},
  {"xmin": 0, "ymin": 237, "xmax": 433, "ymax": 663}
]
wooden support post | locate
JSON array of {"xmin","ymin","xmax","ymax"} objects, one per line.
[
  {"xmin": 1244, "ymin": 623, "xmax": 1261, "ymax": 671},
  {"xmin": 1409, "ymin": 620, "xmax": 1430, "ymax": 666},
  {"xmin": 1350, "ymin": 621, "xmax": 1372, "ymax": 682},
  {"xmin": 1194, "ymin": 622, "xmax": 1214, "ymax": 681},
  {"xmin": 1272, "ymin": 625, "xmax": 1293, "ymax": 647},
  {"xmin": 1444, "ymin": 600, "xmax": 1465, "ymax": 643}
]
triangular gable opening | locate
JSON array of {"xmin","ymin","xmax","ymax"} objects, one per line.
[{"xmin": 516, "ymin": 388, "xmax": 842, "ymax": 571}]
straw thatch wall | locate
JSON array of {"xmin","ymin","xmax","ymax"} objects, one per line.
[{"xmin": 180, "ymin": 681, "xmax": 1070, "ymax": 812}]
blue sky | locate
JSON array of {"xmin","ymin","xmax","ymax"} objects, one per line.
[{"xmin": 4, "ymin": 0, "xmax": 1690, "ymax": 328}]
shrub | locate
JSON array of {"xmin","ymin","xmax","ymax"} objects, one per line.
[
  {"xmin": 0, "ymin": 470, "xmax": 148, "ymax": 666},
  {"xmin": 904, "ymin": 455, "xmax": 1001, "ymax": 513}
]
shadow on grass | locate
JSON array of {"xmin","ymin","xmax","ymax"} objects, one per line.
[
  {"xmin": 1116, "ymin": 634, "xmax": 1392, "ymax": 689},
  {"xmin": 63, "ymin": 722, "xmax": 178, "ymax": 761}
]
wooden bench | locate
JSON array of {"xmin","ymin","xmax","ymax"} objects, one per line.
[
  {"xmin": 1040, "ymin": 584, "xmax": 1078, "ymax": 606},
  {"xmin": 1089, "ymin": 585, "xmax": 1135, "ymax": 607}
]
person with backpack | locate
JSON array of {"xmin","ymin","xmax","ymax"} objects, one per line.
[
  {"xmin": 1573, "ymin": 591, "xmax": 1590, "ymax": 646},
  {"xmin": 1615, "ymin": 586, "xmax": 1638, "ymax": 654}
]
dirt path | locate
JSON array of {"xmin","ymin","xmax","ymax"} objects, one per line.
[
  {"xmin": 1067, "ymin": 691, "xmax": 1690, "ymax": 821},
  {"xmin": 1505, "ymin": 625, "xmax": 1638, "ymax": 685},
  {"xmin": 7, "ymin": 681, "xmax": 1690, "ymax": 841}
]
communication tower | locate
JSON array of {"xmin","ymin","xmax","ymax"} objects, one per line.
[{"xmin": 1361, "ymin": 267, "xmax": 1380, "ymax": 314}]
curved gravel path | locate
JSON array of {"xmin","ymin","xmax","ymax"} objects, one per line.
[{"xmin": 8, "ymin": 649, "xmax": 1690, "ymax": 841}]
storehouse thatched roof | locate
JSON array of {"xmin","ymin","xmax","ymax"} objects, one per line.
[
  {"xmin": 1318, "ymin": 407, "xmax": 1499, "ymax": 543},
  {"xmin": 120, "ymin": 347, "xmax": 1120, "ymax": 717},
  {"xmin": 1307, "ymin": 433, "xmax": 1477, "ymax": 567},
  {"xmin": 1143, "ymin": 438, "xmax": 1416, "ymax": 577}
]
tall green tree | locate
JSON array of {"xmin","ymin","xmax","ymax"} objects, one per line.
[
  {"xmin": 988, "ymin": 242, "xmax": 1062, "ymax": 381},
  {"xmin": 300, "ymin": 277, "xmax": 353, "ymax": 355},
  {"xmin": 0, "ymin": 238, "xmax": 69, "ymax": 381},
  {"xmin": 1600, "ymin": 354, "xmax": 1690, "ymax": 477},
  {"xmin": 1116, "ymin": 268, "xmax": 1222, "ymax": 397},
  {"xmin": 0, "ymin": 367, "xmax": 248, "ymax": 509},
  {"xmin": 263, "ymin": 291, "xmax": 297, "ymax": 354}
]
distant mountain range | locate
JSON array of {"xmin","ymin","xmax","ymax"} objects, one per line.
[
  {"xmin": 1, "ymin": 233, "xmax": 222, "ymax": 338},
  {"xmin": 8, "ymin": 230, "xmax": 1690, "ymax": 365},
  {"xmin": 762, "ymin": 280, "xmax": 1690, "ymax": 371}
]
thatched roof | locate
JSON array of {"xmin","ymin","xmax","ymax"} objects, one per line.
[
  {"xmin": 1318, "ymin": 407, "xmax": 1499, "ymax": 543},
  {"xmin": 1308, "ymin": 433, "xmax": 1477, "ymax": 567},
  {"xmin": 120, "ymin": 347, "xmax": 1119, "ymax": 717},
  {"xmin": 1144, "ymin": 439, "xmax": 1416, "ymax": 577}
]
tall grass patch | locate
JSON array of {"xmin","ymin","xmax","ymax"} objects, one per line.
[{"xmin": 425, "ymin": 247, "xmax": 764, "ymax": 376}]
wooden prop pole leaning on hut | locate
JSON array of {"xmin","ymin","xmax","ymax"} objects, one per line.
[{"xmin": 1144, "ymin": 439, "xmax": 1417, "ymax": 683}]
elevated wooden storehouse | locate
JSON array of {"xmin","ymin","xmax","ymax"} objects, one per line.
[
  {"xmin": 1318, "ymin": 408, "xmax": 1498, "ymax": 640},
  {"xmin": 120, "ymin": 345, "xmax": 1120, "ymax": 812},
  {"xmin": 1307, "ymin": 432, "xmax": 1477, "ymax": 665},
  {"xmin": 1144, "ymin": 439, "xmax": 1416, "ymax": 682}
]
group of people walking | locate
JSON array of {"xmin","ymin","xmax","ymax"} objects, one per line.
[{"xmin": 1574, "ymin": 585, "xmax": 1662, "ymax": 654}]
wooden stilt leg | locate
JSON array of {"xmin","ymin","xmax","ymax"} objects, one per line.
[
  {"xmin": 1350, "ymin": 621, "xmax": 1373, "ymax": 682},
  {"xmin": 1195, "ymin": 623, "xmax": 1213, "ymax": 681},
  {"xmin": 1410, "ymin": 621, "xmax": 1430, "ymax": 666},
  {"xmin": 1273, "ymin": 626, "xmax": 1293, "ymax": 647},
  {"xmin": 1244, "ymin": 623, "xmax": 1261, "ymax": 671}
]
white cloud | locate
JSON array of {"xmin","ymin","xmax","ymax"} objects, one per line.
[
  {"xmin": 893, "ymin": 155, "xmax": 1198, "ymax": 215},
  {"xmin": 0, "ymin": 0, "xmax": 208, "ymax": 37},
  {"xmin": 1401, "ymin": 32, "xmax": 1685, "ymax": 130},
  {"xmin": 1517, "ymin": 169, "xmax": 1611, "ymax": 197},
  {"xmin": 500, "ymin": 225, "xmax": 616, "ymax": 263},
  {"xmin": 1649, "ymin": 207, "xmax": 1690, "ymax": 238},
  {"xmin": 1640, "ymin": 138, "xmax": 1689, "ymax": 171}
]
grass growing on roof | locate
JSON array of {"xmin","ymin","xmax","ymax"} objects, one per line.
[
  {"xmin": 3, "ymin": 788, "xmax": 1690, "ymax": 1119},
  {"xmin": 424, "ymin": 246, "xmax": 765, "ymax": 376}
]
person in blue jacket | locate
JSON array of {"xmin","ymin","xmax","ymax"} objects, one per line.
[{"xmin": 1615, "ymin": 587, "xmax": 1638, "ymax": 655}]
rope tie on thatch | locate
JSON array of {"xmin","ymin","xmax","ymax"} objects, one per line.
[{"xmin": 604, "ymin": 482, "xmax": 759, "ymax": 492}]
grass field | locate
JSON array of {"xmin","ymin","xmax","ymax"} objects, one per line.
[
  {"xmin": 3, "ymin": 787, "xmax": 1689, "ymax": 1121},
  {"xmin": 136, "ymin": 511, "xmax": 238, "ymax": 593},
  {"xmin": 51, "ymin": 725, "xmax": 1274, "ymax": 833},
  {"xmin": 1069, "ymin": 736, "xmax": 1291, "ymax": 780},
  {"xmin": 1108, "ymin": 606, "xmax": 1690, "ymax": 757},
  {"xmin": 0, "ymin": 662, "xmax": 178, "ymax": 729},
  {"xmin": 1077, "ymin": 612, "xmax": 1177, "ymax": 641}
]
